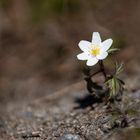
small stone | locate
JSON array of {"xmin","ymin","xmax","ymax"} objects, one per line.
[
  {"xmin": 19, "ymin": 131, "xmax": 40, "ymax": 138},
  {"xmin": 85, "ymin": 133, "xmax": 96, "ymax": 140},
  {"xmin": 60, "ymin": 133, "xmax": 82, "ymax": 140}
]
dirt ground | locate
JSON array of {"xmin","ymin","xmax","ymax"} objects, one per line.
[{"xmin": 0, "ymin": 47, "xmax": 140, "ymax": 140}]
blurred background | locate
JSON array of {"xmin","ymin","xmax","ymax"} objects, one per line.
[{"xmin": 0, "ymin": 0, "xmax": 140, "ymax": 104}]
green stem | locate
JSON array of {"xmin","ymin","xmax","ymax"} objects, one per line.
[{"xmin": 99, "ymin": 60, "xmax": 107, "ymax": 79}]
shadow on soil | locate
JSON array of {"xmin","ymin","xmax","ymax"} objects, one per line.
[{"xmin": 74, "ymin": 94, "xmax": 103, "ymax": 109}]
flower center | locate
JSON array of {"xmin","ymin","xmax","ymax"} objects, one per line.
[{"xmin": 89, "ymin": 44, "xmax": 100, "ymax": 56}]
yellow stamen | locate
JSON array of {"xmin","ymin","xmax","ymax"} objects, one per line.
[{"xmin": 89, "ymin": 44, "xmax": 100, "ymax": 56}]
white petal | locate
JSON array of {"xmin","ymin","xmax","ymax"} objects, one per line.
[
  {"xmin": 96, "ymin": 52, "xmax": 108, "ymax": 60},
  {"xmin": 78, "ymin": 40, "xmax": 91, "ymax": 52},
  {"xmin": 77, "ymin": 53, "xmax": 89, "ymax": 60},
  {"xmin": 92, "ymin": 32, "xmax": 101, "ymax": 44},
  {"xmin": 100, "ymin": 39, "xmax": 113, "ymax": 51},
  {"xmin": 86, "ymin": 57, "xmax": 98, "ymax": 66}
]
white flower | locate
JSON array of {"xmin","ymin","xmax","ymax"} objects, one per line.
[{"xmin": 77, "ymin": 32, "xmax": 113, "ymax": 66}]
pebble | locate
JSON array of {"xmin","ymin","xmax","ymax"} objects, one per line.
[
  {"xmin": 130, "ymin": 89, "xmax": 140, "ymax": 99},
  {"xmin": 60, "ymin": 133, "xmax": 82, "ymax": 140},
  {"xmin": 19, "ymin": 131, "xmax": 40, "ymax": 138}
]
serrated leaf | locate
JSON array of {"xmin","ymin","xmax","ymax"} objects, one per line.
[
  {"xmin": 104, "ymin": 76, "xmax": 113, "ymax": 83},
  {"xmin": 117, "ymin": 78, "xmax": 125, "ymax": 85},
  {"xmin": 115, "ymin": 62, "xmax": 124, "ymax": 75}
]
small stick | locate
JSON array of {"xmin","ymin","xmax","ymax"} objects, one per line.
[{"xmin": 88, "ymin": 70, "xmax": 101, "ymax": 78}]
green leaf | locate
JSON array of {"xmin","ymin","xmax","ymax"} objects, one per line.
[
  {"xmin": 112, "ymin": 78, "xmax": 116, "ymax": 96},
  {"xmin": 107, "ymin": 48, "xmax": 120, "ymax": 53},
  {"xmin": 115, "ymin": 62, "xmax": 124, "ymax": 75}
]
